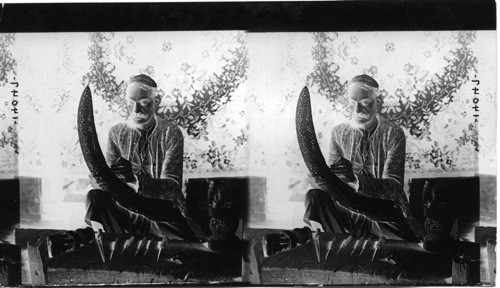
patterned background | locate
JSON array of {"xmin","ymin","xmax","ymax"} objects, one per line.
[
  {"xmin": 0, "ymin": 31, "xmax": 249, "ymax": 225},
  {"xmin": 246, "ymin": 31, "xmax": 496, "ymax": 226},
  {"xmin": 0, "ymin": 31, "xmax": 496, "ymax": 228},
  {"xmin": 0, "ymin": 34, "xmax": 18, "ymax": 178},
  {"xmin": 4, "ymin": 31, "xmax": 248, "ymax": 180}
]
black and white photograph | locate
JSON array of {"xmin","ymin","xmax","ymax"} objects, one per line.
[
  {"xmin": 9, "ymin": 30, "xmax": 249, "ymax": 285},
  {"xmin": 243, "ymin": 30, "xmax": 496, "ymax": 285},
  {"xmin": 0, "ymin": 178, "xmax": 21, "ymax": 286},
  {"xmin": 0, "ymin": 1, "xmax": 496, "ymax": 286}
]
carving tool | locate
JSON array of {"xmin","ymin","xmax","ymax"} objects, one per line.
[
  {"xmin": 156, "ymin": 240, "xmax": 162, "ymax": 262},
  {"xmin": 143, "ymin": 238, "xmax": 153, "ymax": 256},
  {"xmin": 156, "ymin": 238, "xmax": 169, "ymax": 262},
  {"xmin": 312, "ymin": 229, "xmax": 321, "ymax": 263},
  {"xmin": 95, "ymin": 229, "xmax": 106, "ymax": 263},
  {"xmin": 396, "ymin": 270, "xmax": 404, "ymax": 281},
  {"xmin": 120, "ymin": 235, "xmax": 135, "ymax": 255},
  {"xmin": 349, "ymin": 239, "xmax": 361, "ymax": 257},
  {"xmin": 324, "ymin": 237, "xmax": 335, "ymax": 260},
  {"xmin": 331, "ymin": 237, "xmax": 354, "ymax": 273},
  {"xmin": 335, "ymin": 235, "xmax": 352, "ymax": 256},
  {"xmin": 370, "ymin": 236, "xmax": 385, "ymax": 262},
  {"xmin": 370, "ymin": 240, "xmax": 379, "ymax": 262},
  {"xmin": 134, "ymin": 237, "xmax": 145, "ymax": 256},
  {"xmin": 334, "ymin": 238, "xmax": 346, "ymax": 257},
  {"xmin": 358, "ymin": 239, "xmax": 369, "ymax": 256},
  {"xmin": 109, "ymin": 237, "xmax": 118, "ymax": 261},
  {"xmin": 183, "ymin": 271, "xmax": 193, "ymax": 282}
]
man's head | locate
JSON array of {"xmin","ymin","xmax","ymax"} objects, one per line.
[
  {"xmin": 347, "ymin": 74, "xmax": 379, "ymax": 129},
  {"xmin": 125, "ymin": 74, "xmax": 158, "ymax": 130}
]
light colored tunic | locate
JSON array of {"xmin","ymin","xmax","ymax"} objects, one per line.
[{"xmin": 329, "ymin": 116, "xmax": 424, "ymax": 236}]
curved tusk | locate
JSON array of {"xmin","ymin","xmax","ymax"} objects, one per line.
[
  {"xmin": 77, "ymin": 86, "xmax": 115, "ymax": 180},
  {"xmin": 295, "ymin": 86, "xmax": 352, "ymax": 193},
  {"xmin": 77, "ymin": 86, "xmax": 191, "ymax": 227},
  {"xmin": 295, "ymin": 86, "xmax": 398, "ymax": 221}
]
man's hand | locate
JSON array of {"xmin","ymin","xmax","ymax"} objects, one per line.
[
  {"xmin": 330, "ymin": 157, "xmax": 356, "ymax": 183},
  {"xmin": 307, "ymin": 173, "xmax": 322, "ymax": 189},
  {"xmin": 109, "ymin": 158, "xmax": 136, "ymax": 183},
  {"xmin": 307, "ymin": 157, "xmax": 356, "ymax": 190},
  {"xmin": 88, "ymin": 157, "xmax": 138, "ymax": 191},
  {"xmin": 89, "ymin": 174, "xmax": 112, "ymax": 191}
]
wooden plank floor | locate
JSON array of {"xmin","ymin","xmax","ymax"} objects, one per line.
[
  {"xmin": 46, "ymin": 233, "xmax": 241, "ymax": 285},
  {"xmin": 261, "ymin": 233, "xmax": 451, "ymax": 285}
]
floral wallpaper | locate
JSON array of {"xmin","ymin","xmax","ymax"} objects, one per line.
[
  {"xmin": 0, "ymin": 33, "xmax": 18, "ymax": 178},
  {"xmin": 0, "ymin": 30, "xmax": 495, "ymax": 228},
  {"xmin": 305, "ymin": 31, "xmax": 482, "ymax": 173},
  {"xmin": 7, "ymin": 31, "xmax": 248, "ymax": 180},
  {"xmin": 308, "ymin": 31, "xmax": 478, "ymax": 139},
  {"xmin": 246, "ymin": 31, "xmax": 495, "ymax": 225}
]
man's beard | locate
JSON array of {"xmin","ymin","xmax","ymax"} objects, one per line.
[
  {"xmin": 349, "ymin": 113, "xmax": 375, "ymax": 129},
  {"xmin": 131, "ymin": 112, "xmax": 148, "ymax": 119},
  {"xmin": 353, "ymin": 113, "xmax": 369, "ymax": 120},
  {"xmin": 127, "ymin": 114, "xmax": 153, "ymax": 129}
]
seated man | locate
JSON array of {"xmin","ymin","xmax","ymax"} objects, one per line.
[
  {"xmin": 85, "ymin": 74, "xmax": 197, "ymax": 241},
  {"xmin": 304, "ymin": 74, "xmax": 422, "ymax": 241}
]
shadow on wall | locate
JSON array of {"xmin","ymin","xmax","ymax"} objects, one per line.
[
  {"xmin": 0, "ymin": 179, "xmax": 21, "ymax": 286},
  {"xmin": 0, "ymin": 179, "xmax": 20, "ymax": 243},
  {"xmin": 19, "ymin": 177, "xmax": 42, "ymax": 224},
  {"xmin": 409, "ymin": 175, "xmax": 496, "ymax": 241},
  {"xmin": 249, "ymin": 173, "xmax": 496, "ymax": 233},
  {"xmin": 16, "ymin": 171, "xmax": 496, "ymax": 236}
]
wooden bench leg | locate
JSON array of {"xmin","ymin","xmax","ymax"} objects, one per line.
[{"xmin": 27, "ymin": 238, "xmax": 48, "ymax": 285}]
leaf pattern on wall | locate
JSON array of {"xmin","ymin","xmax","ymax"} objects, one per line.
[
  {"xmin": 0, "ymin": 33, "xmax": 18, "ymax": 155},
  {"xmin": 382, "ymin": 31, "xmax": 478, "ymax": 138},
  {"xmin": 423, "ymin": 141, "xmax": 457, "ymax": 171},
  {"xmin": 7, "ymin": 31, "xmax": 491, "ymax": 181},
  {"xmin": 306, "ymin": 32, "xmax": 349, "ymax": 117},
  {"xmin": 155, "ymin": 31, "xmax": 248, "ymax": 138},
  {"xmin": 83, "ymin": 32, "xmax": 248, "ymax": 140},
  {"xmin": 0, "ymin": 33, "xmax": 17, "ymax": 86},
  {"xmin": 0, "ymin": 125, "xmax": 18, "ymax": 154},
  {"xmin": 73, "ymin": 32, "xmax": 249, "ymax": 174},
  {"xmin": 456, "ymin": 122, "xmax": 479, "ymax": 152},
  {"xmin": 307, "ymin": 31, "xmax": 478, "ymax": 139},
  {"xmin": 82, "ymin": 32, "xmax": 127, "ymax": 116}
]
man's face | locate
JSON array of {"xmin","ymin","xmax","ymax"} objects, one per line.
[
  {"xmin": 348, "ymin": 84, "xmax": 378, "ymax": 129},
  {"xmin": 126, "ymin": 85, "xmax": 155, "ymax": 129}
]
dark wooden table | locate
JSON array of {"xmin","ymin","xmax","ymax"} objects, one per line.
[
  {"xmin": 33, "ymin": 233, "xmax": 242, "ymax": 285},
  {"xmin": 244, "ymin": 229, "xmax": 453, "ymax": 285}
]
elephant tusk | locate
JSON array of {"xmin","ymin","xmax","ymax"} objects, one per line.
[
  {"xmin": 295, "ymin": 86, "xmax": 399, "ymax": 222},
  {"xmin": 77, "ymin": 86, "xmax": 190, "ymax": 226}
]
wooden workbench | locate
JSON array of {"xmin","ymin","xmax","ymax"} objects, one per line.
[
  {"xmin": 30, "ymin": 233, "xmax": 242, "ymax": 285},
  {"xmin": 244, "ymin": 229, "xmax": 453, "ymax": 285}
]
